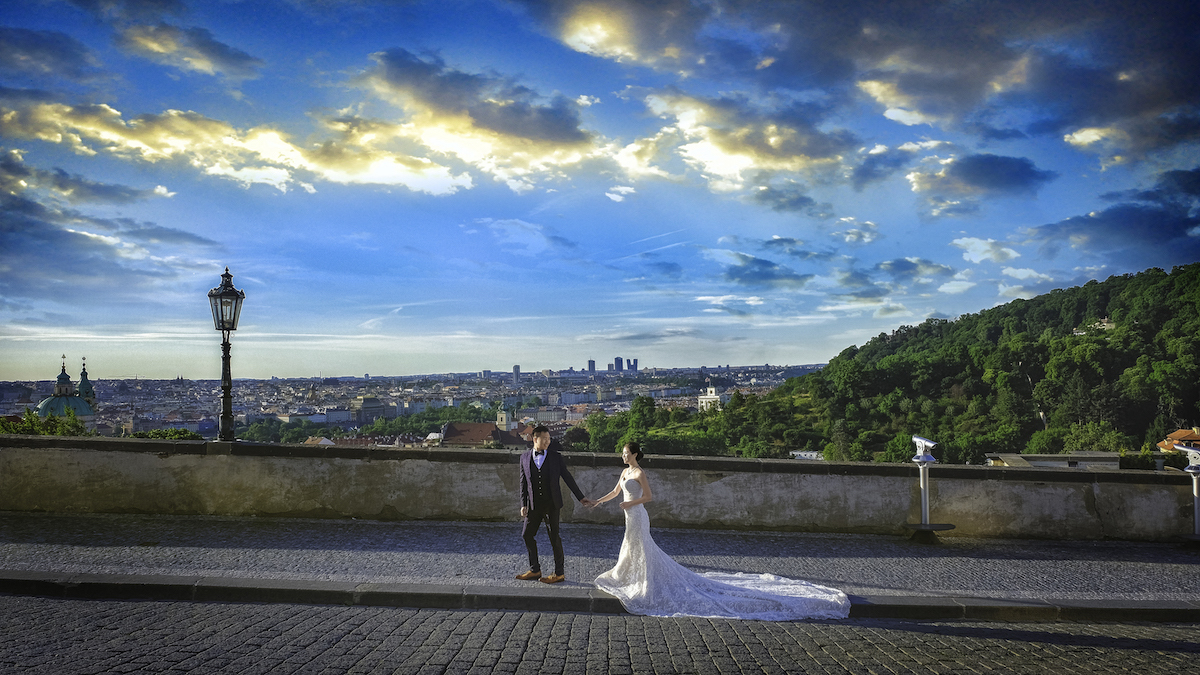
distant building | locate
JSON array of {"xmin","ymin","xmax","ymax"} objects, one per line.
[
  {"xmin": 588, "ymin": 359, "xmax": 595, "ymax": 373},
  {"xmin": 349, "ymin": 396, "xmax": 386, "ymax": 425},
  {"xmin": 630, "ymin": 358, "xmax": 637, "ymax": 372},
  {"xmin": 697, "ymin": 385, "xmax": 729, "ymax": 411},
  {"xmin": 513, "ymin": 365, "xmax": 521, "ymax": 385},
  {"xmin": 615, "ymin": 357, "xmax": 624, "ymax": 372},
  {"xmin": 440, "ymin": 422, "xmax": 525, "ymax": 450},
  {"xmin": 35, "ymin": 358, "xmax": 96, "ymax": 430}
]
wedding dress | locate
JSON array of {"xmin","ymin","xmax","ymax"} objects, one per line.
[{"xmin": 594, "ymin": 477, "xmax": 851, "ymax": 620}]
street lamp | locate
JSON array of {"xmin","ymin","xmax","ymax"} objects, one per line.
[{"xmin": 208, "ymin": 267, "xmax": 245, "ymax": 442}]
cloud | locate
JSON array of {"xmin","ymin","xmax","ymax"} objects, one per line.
[
  {"xmin": 831, "ymin": 217, "xmax": 880, "ymax": 245},
  {"xmin": 645, "ymin": 261, "xmax": 682, "ymax": 279},
  {"xmin": 850, "ymin": 144, "xmax": 918, "ymax": 190},
  {"xmin": 715, "ymin": 251, "xmax": 813, "ymax": 288},
  {"xmin": 0, "ymin": 150, "xmax": 170, "ymax": 205},
  {"xmin": 116, "ymin": 23, "xmax": 264, "ymax": 80},
  {"xmin": 0, "ymin": 157, "xmax": 219, "ymax": 308},
  {"xmin": 65, "ymin": 0, "xmax": 186, "ymax": 22},
  {"xmin": 749, "ymin": 182, "xmax": 831, "ymax": 216},
  {"xmin": 1023, "ymin": 199, "xmax": 1200, "ymax": 269},
  {"xmin": 0, "ymin": 27, "xmax": 102, "ymax": 82},
  {"xmin": 760, "ymin": 235, "xmax": 832, "ymax": 261},
  {"xmin": 358, "ymin": 48, "xmax": 599, "ymax": 191},
  {"xmin": 908, "ymin": 153, "xmax": 1056, "ymax": 216},
  {"xmin": 1023, "ymin": 165, "xmax": 1200, "ymax": 268},
  {"xmin": 606, "ymin": 185, "xmax": 635, "ymax": 202},
  {"xmin": 695, "ymin": 294, "xmax": 764, "ymax": 316},
  {"xmin": 952, "ymin": 237, "xmax": 1020, "ymax": 263},
  {"xmin": 938, "ymin": 279, "xmax": 976, "ymax": 294},
  {"xmin": 0, "ymin": 89, "xmax": 470, "ymax": 195},
  {"xmin": 631, "ymin": 87, "xmax": 857, "ymax": 192},
  {"xmin": 875, "ymin": 257, "xmax": 956, "ymax": 283},
  {"xmin": 1001, "ymin": 267, "xmax": 1052, "ymax": 282},
  {"xmin": 476, "ymin": 218, "xmax": 577, "ymax": 256},
  {"xmin": 520, "ymin": 1, "xmax": 1200, "ymax": 161}
]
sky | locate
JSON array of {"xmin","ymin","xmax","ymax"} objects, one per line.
[{"xmin": 1, "ymin": 0, "xmax": 1199, "ymax": 381}]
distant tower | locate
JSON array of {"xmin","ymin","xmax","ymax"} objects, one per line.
[
  {"xmin": 496, "ymin": 407, "xmax": 509, "ymax": 430},
  {"xmin": 587, "ymin": 359, "xmax": 595, "ymax": 373},
  {"xmin": 630, "ymin": 358, "xmax": 638, "ymax": 372},
  {"xmin": 77, "ymin": 357, "xmax": 96, "ymax": 408},
  {"xmin": 615, "ymin": 357, "xmax": 624, "ymax": 372},
  {"xmin": 513, "ymin": 365, "xmax": 521, "ymax": 385}
]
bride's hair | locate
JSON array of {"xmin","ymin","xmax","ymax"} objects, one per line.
[{"xmin": 624, "ymin": 441, "xmax": 644, "ymax": 464}]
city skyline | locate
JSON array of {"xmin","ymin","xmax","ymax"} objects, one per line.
[{"xmin": 2, "ymin": 1, "xmax": 1198, "ymax": 380}]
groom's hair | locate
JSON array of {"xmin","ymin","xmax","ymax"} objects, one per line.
[{"xmin": 532, "ymin": 425, "xmax": 550, "ymax": 436}]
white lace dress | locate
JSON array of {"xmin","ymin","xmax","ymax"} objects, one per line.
[{"xmin": 594, "ymin": 477, "xmax": 851, "ymax": 620}]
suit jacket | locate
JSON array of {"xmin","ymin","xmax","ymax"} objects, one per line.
[{"xmin": 519, "ymin": 443, "xmax": 585, "ymax": 511}]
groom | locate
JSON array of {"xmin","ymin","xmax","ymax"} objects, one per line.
[{"xmin": 517, "ymin": 425, "xmax": 591, "ymax": 584}]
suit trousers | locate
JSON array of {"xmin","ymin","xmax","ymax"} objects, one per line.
[{"xmin": 522, "ymin": 501, "xmax": 563, "ymax": 575}]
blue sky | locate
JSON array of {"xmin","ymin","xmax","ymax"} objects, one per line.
[{"xmin": 1, "ymin": 0, "xmax": 1198, "ymax": 380}]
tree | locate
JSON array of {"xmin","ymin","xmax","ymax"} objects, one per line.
[{"xmin": 0, "ymin": 409, "xmax": 91, "ymax": 437}]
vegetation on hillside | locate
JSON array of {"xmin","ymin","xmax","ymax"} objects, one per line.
[
  {"xmin": 582, "ymin": 264, "xmax": 1200, "ymax": 463},
  {"xmin": 798, "ymin": 263, "xmax": 1200, "ymax": 463}
]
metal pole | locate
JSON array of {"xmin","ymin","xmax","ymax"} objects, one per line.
[
  {"xmin": 920, "ymin": 463, "xmax": 930, "ymax": 525},
  {"xmin": 1193, "ymin": 472, "xmax": 1200, "ymax": 537},
  {"xmin": 220, "ymin": 331, "xmax": 233, "ymax": 442}
]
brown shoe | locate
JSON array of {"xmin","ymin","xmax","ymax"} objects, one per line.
[
  {"xmin": 515, "ymin": 570, "xmax": 542, "ymax": 580},
  {"xmin": 539, "ymin": 574, "xmax": 565, "ymax": 584}
]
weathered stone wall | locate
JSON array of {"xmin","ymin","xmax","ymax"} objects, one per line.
[{"xmin": 0, "ymin": 436, "xmax": 1193, "ymax": 540}]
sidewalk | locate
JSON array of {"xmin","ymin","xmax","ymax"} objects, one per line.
[{"xmin": 1, "ymin": 511, "xmax": 1197, "ymax": 622}]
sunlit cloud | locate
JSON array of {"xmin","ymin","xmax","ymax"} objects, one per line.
[
  {"xmin": 634, "ymin": 88, "xmax": 856, "ymax": 192},
  {"xmin": 0, "ymin": 91, "xmax": 471, "ymax": 194},
  {"xmin": 116, "ymin": 23, "xmax": 264, "ymax": 80},
  {"xmin": 357, "ymin": 48, "xmax": 603, "ymax": 192}
]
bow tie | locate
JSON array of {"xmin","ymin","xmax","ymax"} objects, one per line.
[{"xmin": 534, "ymin": 451, "xmax": 545, "ymax": 456}]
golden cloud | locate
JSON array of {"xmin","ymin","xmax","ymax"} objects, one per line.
[
  {"xmin": 358, "ymin": 49, "xmax": 605, "ymax": 192},
  {"xmin": 637, "ymin": 90, "xmax": 852, "ymax": 191},
  {"xmin": 0, "ymin": 95, "xmax": 471, "ymax": 194}
]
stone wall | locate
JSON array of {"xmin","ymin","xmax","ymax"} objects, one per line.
[{"xmin": 0, "ymin": 435, "xmax": 1194, "ymax": 541}]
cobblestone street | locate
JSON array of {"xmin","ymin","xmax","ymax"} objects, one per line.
[{"xmin": 2, "ymin": 595, "xmax": 1197, "ymax": 674}]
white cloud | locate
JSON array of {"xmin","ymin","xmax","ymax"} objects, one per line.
[
  {"xmin": 938, "ymin": 280, "xmax": 976, "ymax": 294},
  {"xmin": 999, "ymin": 284, "xmax": 1035, "ymax": 299},
  {"xmin": 952, "ymin": 237, "xmax": 1019, "ymax": 263},
  {"xmin": 1001, "ymin": 267, "xmax": 1052, "ymax": 282}
]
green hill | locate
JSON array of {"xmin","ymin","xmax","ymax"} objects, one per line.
[{"xmin": 796, "ymin": 263, "xmax": 1200, "ymax": 463}]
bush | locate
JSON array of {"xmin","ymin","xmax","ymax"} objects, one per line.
[{"xmin": 131, "ymin": 428, "xmax": 204, "ymax": 440}]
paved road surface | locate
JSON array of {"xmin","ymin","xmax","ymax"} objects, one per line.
[{"xmin": 2, "ymin": 595, "xmax": 1197, "ymax": 674}]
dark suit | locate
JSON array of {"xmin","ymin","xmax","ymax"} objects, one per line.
[{"xmin": 519, "ymin": 442, "xmax": 585, "ymax": 576}]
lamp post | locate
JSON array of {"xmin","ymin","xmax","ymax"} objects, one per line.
[{"xmin": 208, "ymin": 267, "xmax": 245, "ymax": 442}]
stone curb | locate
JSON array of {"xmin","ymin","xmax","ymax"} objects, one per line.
[{"xmin": 3, "ymin": 571, "xmax": 1199, "ymax": 622}]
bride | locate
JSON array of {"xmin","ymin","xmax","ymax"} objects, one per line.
[{"xmin": 590, "ymin": 442, "xmax": 851, "ymax": 620}]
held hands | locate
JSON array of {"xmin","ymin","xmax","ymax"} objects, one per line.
[
  {"xmin": 520, "ymin": 506, "xmax": 528, "ymax": 518},
  {"xmin": 580, "ymin": 498, "xmax": 594, "ymax": 508}
]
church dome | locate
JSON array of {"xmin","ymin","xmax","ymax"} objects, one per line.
[
  {"xmin": 36, "ymin": 359, "xmax": 96, "ymax": 423},
  {"xmin": 35, "ymin": 393, "xmax": 95, "ymax": 418}
]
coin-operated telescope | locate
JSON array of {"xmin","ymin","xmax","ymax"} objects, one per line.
[
  {"xmin": 1174, "ymin": 444, "xmax": 1200, "ymax": 542},
  {"xmin": 904, "ymin": 436, "xmax": 955, "ymax": 543}
]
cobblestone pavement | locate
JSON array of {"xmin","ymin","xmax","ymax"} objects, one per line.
[
  {"xmin": 2, "ymin": 512, "xmax": 1198, "ymax": 602},
  {"xmin": 1, "ymin": 595, "xmax": 1197, "ymax": 674}
]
